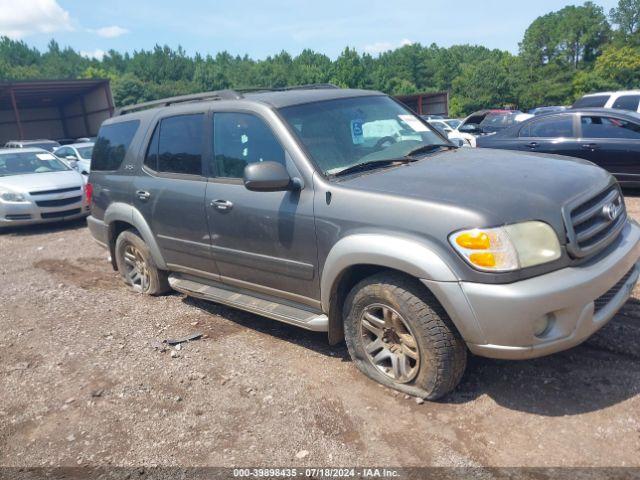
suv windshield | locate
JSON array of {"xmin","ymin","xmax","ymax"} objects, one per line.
[
  {"xmin": 0, "ymin": 151, "xmax": 70, "ymax": 176},
  {"xmin": 279, "ymin": 95, "xmax": 444, "ymax": 175}
]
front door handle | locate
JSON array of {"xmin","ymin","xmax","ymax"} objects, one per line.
[
  {"xmin": 210, "ymin": 199, "xmax": 233, "ymax": 211},
  {"xmin": 582, "ymin": 143, "xmax": 599, "ymax": 150},
  {"xmin": 136, "ymin": 190, "xmax": 151, "ymax": 201},
  {"xmin": 527, "ymin": 141, "xmax": 538, "ymax": 149}
]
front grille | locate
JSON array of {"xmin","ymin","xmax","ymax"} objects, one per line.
[
  {"xmin": 41, "ymin": 208, "xmax": 81, "ymax": 219},
  {"xmin": 35, "ymin": 196, "xmax": 82, "ymax": 207},
  {"xmin": 5, "ymin": 214, "xmax": 32, "ymax": 220},
  {"xmin": 594, "ymin": 267, "xmax": 635, "ymax": 313},
  {"xmin": 29, "ymin": 186, "xmax": 81, "ymax": 196},
  {"xmin": 564, "ymin": 185, "xmax": 626, "ymax": 258}
]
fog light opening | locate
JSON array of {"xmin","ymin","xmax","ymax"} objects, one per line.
[{"xmin": 534, "ymin": 313, "xmax": 556, "ymax": 338}]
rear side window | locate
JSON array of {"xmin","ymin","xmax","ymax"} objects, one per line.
[
  {"xmin": 520, "ymin": 116, "xmax": 574, "ymax": 138},
  {"xmin": 92, "ymin": 120, "xmax": 140, "ymax": 171},
  {"xmin": 156, "ymin": 114, "xmax": 204, "ymax": 175},
  {"xmin": 572, "ymin": 95, "xmax": 610, "ymax": 108},
  {"xmin": 581, "ymin": 116, "xmax": 640, "ymax": 139},
  {"xmin": 612, "ymin": 95, "xmax": 640, "ymax": 112}
]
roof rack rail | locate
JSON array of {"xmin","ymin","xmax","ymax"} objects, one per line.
[
  {"xmin": 237, "ymin": 83, "xmax": 340, "ymax": 94},
  {"xmin": 116, "ymin": 89, "xmax": 243, "ymax": 116}
]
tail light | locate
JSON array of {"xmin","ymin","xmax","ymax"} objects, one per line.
[{"xmin": 84, "ymin": 182, "xmax": 93, "ymax": 205}]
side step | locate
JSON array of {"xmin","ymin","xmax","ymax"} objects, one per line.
[{"xmin": 168, "ymin": 275, "xmax": 328, "ymax": 332}]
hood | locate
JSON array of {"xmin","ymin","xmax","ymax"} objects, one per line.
[
  {"xmin": 340, "ymin": 147, "xmax": 612, "ymax": 238},
  {"xmin": 0, "ymin": 170, "xmax": 84, "ymax": 194}
]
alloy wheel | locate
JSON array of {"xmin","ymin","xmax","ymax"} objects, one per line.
[
  {"xmin": 359, "ymin": 303, "xmax": 420, "ymax": 383},
  {"xmin": 122, "ymin": 244, "xmax": 150, "ymax": 293}
]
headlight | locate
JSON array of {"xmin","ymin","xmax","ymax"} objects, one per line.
[
  {"xmin": 0, "ymin": 190, "xmax": 27, "ymax": 202},
  {"xmin": 449, "ymin": 221, "xmax": 561, "ymax": 272}
]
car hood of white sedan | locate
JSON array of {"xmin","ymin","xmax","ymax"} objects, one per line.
[{"xmin": 0, "ymin": 170, "xmax": 84, "ymax": 194}]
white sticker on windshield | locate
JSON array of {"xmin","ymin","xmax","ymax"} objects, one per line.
[
  {"xmin": 351, "ymin": 119, "xmax": 364, "ymax": 145},
  {"xmin": 398, "ymin": 115, "xmax": 428, "ymax": 132},
  {"xmin": 36, "ymin": 153, "xmax": 56, "ymax": 160}
]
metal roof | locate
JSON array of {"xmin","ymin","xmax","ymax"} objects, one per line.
[{"xmin": 0, "ymin": 79, "xmax": 110, "ymax": 110}]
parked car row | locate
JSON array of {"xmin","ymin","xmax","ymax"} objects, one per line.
[
  {"xmin": 2, "ymin": 138, "xmax": 95, "ymax": 174},
  {"xmin": 419, "ymin": 91, "xmax": 640, "ymax": 186},
  {"xmin": 0, "ymin": 148, "xmax": 90, "ymax": 227},
  {"xmin": 0, "ymin": 137, "xmax": 94, "ymax": 227},
  {"xmin": 477, "ymin": 108, "xmax": 640, "ymax": 186}
]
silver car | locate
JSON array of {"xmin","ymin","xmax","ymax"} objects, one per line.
[{"xmin": 0, "ymin": 148, "xmax": 89, "ymax": 227}]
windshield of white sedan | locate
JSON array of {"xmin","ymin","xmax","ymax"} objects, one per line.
[
  {"xmin": 279, "ymin": 96, "xmax": 444, "ymax": 175},
  {"xmin": 77, "ymin": 146, "xmax": 94, "ymax": 159},
  {"xmin": 0, "ymin": 151, "xmax": 70, "ymax": 176}
]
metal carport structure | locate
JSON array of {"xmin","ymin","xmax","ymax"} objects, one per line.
[{"xmin": 0, "ymin": 79, "xmax": 114, "ymax": 144}]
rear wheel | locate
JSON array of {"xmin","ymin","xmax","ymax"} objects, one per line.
[
  {"xmin": 343, "ymin": 272, "xmax": 467, "ymax": 400},
  {"xmin": 115, "ymin": 230, "xmax": 170, "ymax": 295}
]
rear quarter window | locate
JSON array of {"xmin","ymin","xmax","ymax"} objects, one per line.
[
  {"xmin": 612, "ymin": 95, "xmax": 640, "ymax": 112},
  {"xmin": 92, "ymin": 120, "xmax": 140, "ymax": 171},
  {"xmin": 572, "ymin": 95, "xmax": 610, "ymax": 108}
]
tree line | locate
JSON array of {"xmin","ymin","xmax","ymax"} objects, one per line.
[{"xmin": 0, "ymin": 0, "xmax": 638, "ymax": 117}]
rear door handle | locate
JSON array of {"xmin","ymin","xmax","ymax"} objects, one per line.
[
  {"xmin": 210, "ymin": 199, "xmax": 233, "ymax": 211},
  {"xmin": 527, "ymin": 142, "xmax": 538, "ymax": 148},
  {"xmin": 582, "ymin": 143, "xmax": 599, "ymax": 150},
  {"xmin": 136, "ymin": 190, "xmax": 151, "ymax": 201}
]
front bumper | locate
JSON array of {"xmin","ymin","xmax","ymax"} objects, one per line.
[
  {"xmin": 424, "ymin": 220, "xmax": 640, "ymax": 360},
  {"xmin": 0, "ymin": 196, "xmax": 89, "ymax": 227}
]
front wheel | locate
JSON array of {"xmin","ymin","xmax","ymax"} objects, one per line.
[
  {"xmin": 114, "ymin": 230, "xmax": 170, "ymax": 295},
  {"xmin": 343, "ymin": 272, "xmax": 467, "ymax": 400}
]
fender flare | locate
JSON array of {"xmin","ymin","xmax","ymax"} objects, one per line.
[
  {"xmin": 103, "ymin": 202, "xmax": 168, "ymax": 270},
  {"xmin": 320, "ymin": 233, "xmax": 457, "ymax": 313}
]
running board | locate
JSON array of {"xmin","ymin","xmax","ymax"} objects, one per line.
[{"xmin": 168, "ymin": 275, "xmax": 328, "ymax": 332}]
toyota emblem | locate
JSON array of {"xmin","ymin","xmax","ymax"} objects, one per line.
[{"xmin": 602, "ymin": 202, "xmax": 621, "ymax": 222}]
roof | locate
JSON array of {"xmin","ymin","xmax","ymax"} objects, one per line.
[
  {"xmin": 581, "ymin": 90, "xmax": 640, "ymax": 97},
  {"xmin": 0, "ymin": 79, "xmax": 109, "ymax": 110},
  {"xmin": 560, "ymin": 107, "xmax": 640, "ymax": 119},
  {"xmin": 0, "ymin": 147, "xmax": 50, "ymax": 154},
  {"xmin": 6, "ymin": 139, "xmax": 59, "ymax": 144},
  {"xmin": 114, "ymin": 86, "xmax": 385, "ymax": 120},
  {"xmin": 243, "ymin": 88, "xmax": 382, "ymax": 108},
  {"xmin": 57, "ymin": 142, "xmax": 94, "ymax": 149}
]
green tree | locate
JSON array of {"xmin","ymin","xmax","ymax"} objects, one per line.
[
  {"xmin": 520, "ymin": 2, "xmax": 610, "ymax": 69},
  {"xmin": 609, "ymin": 0, "xmax": 640, "ymax": 41},
  {"xmin": 594, "ymin": 45, "xmax": 640, "ymax": 88}
]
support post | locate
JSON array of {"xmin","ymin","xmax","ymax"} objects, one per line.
[
  {"xmin": 80, "ymin": 95, "xmax": 91, "ymax": 137},
  {"xmin": 104, "ymin": 82, "xmax": 114, "ymax": 117},
  {"xmin": 59, "ymin": 105, "xmax": 69, "ymax": 138},
  {"xmin": 9, "ymin": 87, "xmax": 24, "ymax": 140}
]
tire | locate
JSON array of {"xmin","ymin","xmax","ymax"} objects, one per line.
[
  {"xmin": 114, "ymin": 229, "xmax": 170, "ymax": 296},
  {"xmin": 343, "ymin": 272, "xmax": 467, "ymax": 400}
]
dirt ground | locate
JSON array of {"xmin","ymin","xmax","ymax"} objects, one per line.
[{"xmin": 1, "ymin": 194, "xmax": 640, "ymax": 470}]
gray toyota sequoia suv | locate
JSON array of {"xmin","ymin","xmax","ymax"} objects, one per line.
[{"xmin": 87, "ymin": 85, "xmax": 640, "ymax": 400}]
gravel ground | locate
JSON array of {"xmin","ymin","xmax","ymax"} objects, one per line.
[{"xmin": 1, "ymin": 195, "xmax": 640, "ymax": 469}]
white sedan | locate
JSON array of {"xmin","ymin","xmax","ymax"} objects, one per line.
[{"xmin": 54, "ymin": 142, "xmax": 94, "ymax": 175}]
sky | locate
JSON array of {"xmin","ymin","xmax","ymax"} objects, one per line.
[{"xmin": 0, "ymin": 0, "xmax": 621, "ymax": 60}]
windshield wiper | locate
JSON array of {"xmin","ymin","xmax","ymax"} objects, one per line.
[
  {"xmin": 405, "ymin": 143, "xmax": 457, "ymax": 159},
  {"xmin": 331, "ymin": 158, "xmax": 416, "ymax": 177}
]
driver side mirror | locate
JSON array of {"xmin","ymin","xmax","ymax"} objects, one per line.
[{"xmin": 243, "ymin": 161, "xmax": 299, "ymax": 192}]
